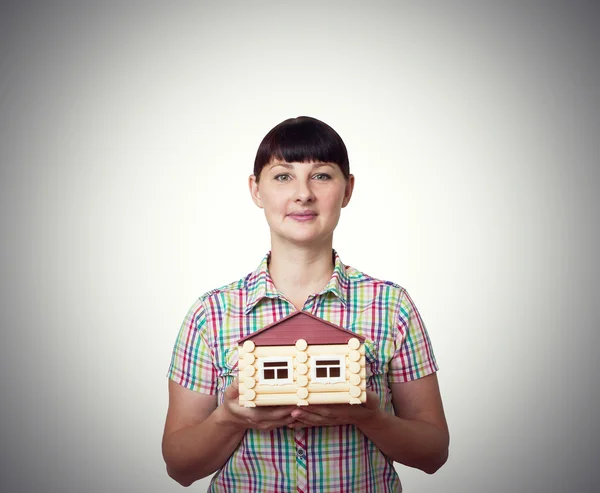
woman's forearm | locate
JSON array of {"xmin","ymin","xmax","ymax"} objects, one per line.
[
  {"xmin": 357, "ymin": 410, "xmax": 449, "ymax": 474},
  {"xmin": 162, "ymin": 406, "xmax": 246, "ymax": 486}
]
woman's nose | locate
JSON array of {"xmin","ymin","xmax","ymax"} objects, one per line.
[{"xmin": 293, "ymin": 180, "xmax": 315, "ymax": 202}]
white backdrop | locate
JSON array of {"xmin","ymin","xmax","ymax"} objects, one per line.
[{"xmin": 1, "ymin": 1, "xmax": 599, "ymax": 492}]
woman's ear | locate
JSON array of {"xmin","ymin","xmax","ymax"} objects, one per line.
[
  {"xmin": 249, "ymin": 174, "xmax": 263, "ymax": 208},
  {"xmin": 341, "ymin": 174, "xmax": 355, "ymax": 208}
]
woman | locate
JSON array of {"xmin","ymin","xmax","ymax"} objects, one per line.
[{"xmin": 162, "ymin": 116, "xmax": 449, "ymax": 492}]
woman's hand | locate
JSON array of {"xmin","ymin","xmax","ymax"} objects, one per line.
[
  {"xmin": 286, "ymin": 390, "xmax": 381, "ymax": 428},
  {"xmin": 219, "ymin": 378, "xmax": 298, "ymax": 432}
]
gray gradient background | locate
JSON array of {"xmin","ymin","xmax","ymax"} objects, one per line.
[{"xmin": 1, "ymin": 1, "xmax": 599, "ymax": 492}]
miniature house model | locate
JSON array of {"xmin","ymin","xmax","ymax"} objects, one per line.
[{"xmin": 237, "ymin": 311, "xmax": 367, "ymax": 407}]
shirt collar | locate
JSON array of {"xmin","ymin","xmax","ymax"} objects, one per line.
[{"xmin": 244, "ymin": 249, "xmax": 349, "ymax": 314}]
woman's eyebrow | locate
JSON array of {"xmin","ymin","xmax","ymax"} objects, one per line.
[{"xmin": 269, "ymin": 162, "xmax": 335, "ymax": 170}]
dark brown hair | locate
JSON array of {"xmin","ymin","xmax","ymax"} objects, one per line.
[{"xmin": 253, "ymin": 116, "xmax": 350, "ymax": 182}]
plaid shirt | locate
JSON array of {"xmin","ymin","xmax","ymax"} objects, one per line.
[{"xmin": 168, "ymin": 250, "xmax": 438, "ymax": 493}]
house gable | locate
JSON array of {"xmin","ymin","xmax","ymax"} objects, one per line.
[{"xmin": 238, "ymin": 311, "xmax": 365, "ymax": 346}]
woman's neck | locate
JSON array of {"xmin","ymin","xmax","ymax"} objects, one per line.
[{"xmin": 267, "ymin": 241, "xmax": 335, "ymax": 308}]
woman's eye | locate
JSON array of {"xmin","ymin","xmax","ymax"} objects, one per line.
[
  {"xmin": 274, "ymin": 174, "xmax": 291, "ymax": 182},
  {"xmin": 313, "ymin": 173, "xmax": 331, "ymax": 181}
]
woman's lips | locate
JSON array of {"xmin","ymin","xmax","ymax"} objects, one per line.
[{"xmin": 289, "ymin": 212, "xmax": 317, "ymax": 222}]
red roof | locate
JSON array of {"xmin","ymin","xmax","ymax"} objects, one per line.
[{"xmin": 238, "ymin": 311, "xmax": 365, "ymax": 346}]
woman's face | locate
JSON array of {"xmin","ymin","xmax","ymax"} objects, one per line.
[{"xmin": 249, "ymin": 160, "xmax": 354, "ymax": 248}]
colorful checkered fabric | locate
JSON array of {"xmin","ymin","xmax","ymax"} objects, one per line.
[{"xmin": 168, "ymin": 250, "xmax": 438, "ymax": 492}]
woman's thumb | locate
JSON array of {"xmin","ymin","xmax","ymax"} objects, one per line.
[{"xmin": 227, "ymin": 377, "xmax": 240, "ymax": 399}]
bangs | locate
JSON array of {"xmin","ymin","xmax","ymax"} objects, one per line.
[{"xmin": 254, "ymin": 116, "xmax": 349, "ymax": 180}]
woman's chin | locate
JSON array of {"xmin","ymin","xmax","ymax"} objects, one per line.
[{"xmin": 273, "ymin": 231, "xmax": 331, "ymax": 247}]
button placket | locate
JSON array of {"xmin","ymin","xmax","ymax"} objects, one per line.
[{"xmin": 295, "ymin": 428, "xmax": 308, "ymax": 492}]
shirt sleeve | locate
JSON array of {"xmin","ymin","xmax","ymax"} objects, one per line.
[
  {"xmin": 167, "ymin": 298, "xmax": 218, "ymax": 394},
  {"xmin": 388, "ymin": 289, "xmax": 439, "ymax": 383}
]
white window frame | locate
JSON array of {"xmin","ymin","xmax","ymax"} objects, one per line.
[
  {"xmin": 258, "ymin": 357, "xmax": 293, "ymax": 385},
  {"xmin": 310, "ymin": 355, "xmax": 346, "ymax": 383}
]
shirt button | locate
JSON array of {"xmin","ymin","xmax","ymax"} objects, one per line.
[{"xmin": 297, "ymin": 449, "xmax": 305, "ymax": 458}]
